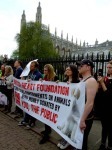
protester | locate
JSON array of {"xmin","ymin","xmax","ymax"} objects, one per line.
[
  {"xmin": 11, "ymin": 60, "xmax": 23, "ymax": 117},
  {"xmin": 39, "ymin": 64, "xmax": 59, "ymax": 144},
  {"xmin": 97, "ymin": 60, "xmax": 112, "ymax": 150},
  {"xmin": 0, "ymin": 64, "xmax": 6, "ymax": 108},
  {"xmin": 2, "ymin": 65, "xmax": 13, "ymax": 113},
  {"xmin": 57, "ymin": 64, "xmax": 80, "ymax": 149},
  {"xmin": 0, "ymin": 64, "xmax": 5, "ymax": 78},
  {"xmin": 78, "ymin": 59, "xmax": 98, "ymax": 150},
  {"xmin": 18, "ymin": 61, "xmax": 42, "ymax": 129}
]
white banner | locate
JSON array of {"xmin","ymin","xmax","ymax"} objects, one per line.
[
  {"xmin": 0, "ymin": 80, "xmax": 7, "ymax": 105},
  {"xmin": 13, "ymin": 77, "xmax": 85, "ymax": 149}
]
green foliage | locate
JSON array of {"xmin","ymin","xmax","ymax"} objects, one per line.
[
  {"xmin": 10, "ymin": 49, "xmax": 19, "ymax": 59},
  {"xmin": 15, "ymin": 21, "xmax": 58, "ymax": 59}
]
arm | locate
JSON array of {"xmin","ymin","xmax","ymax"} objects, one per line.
[
  {"xmin": 5, "ymin": 75, "xmax": 13, "ymax": 85},
  {"xmin": 97, "ymin": 76, "xmax": 107, "ymax": 91},
  {"xmin": 80, "ymin": 78, "xmax": 98, "ymax": 131}
]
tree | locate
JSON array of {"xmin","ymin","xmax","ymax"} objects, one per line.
[
  {"xmin": 14, "ymin": 21, "xmax": 58, "ymax": 59},
  {"xmin": 10, "ymin": 49, "xmax": 19, "ymax": 59}
]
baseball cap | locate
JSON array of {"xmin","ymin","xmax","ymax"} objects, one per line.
[{"xmin": 77, "ymin": 59, "xmax": 94, "ymax": 68}]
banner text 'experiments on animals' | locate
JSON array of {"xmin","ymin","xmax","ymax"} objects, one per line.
[{"xmin": 14, "ymin": 78, "xmax": 85, "ymax": 149}]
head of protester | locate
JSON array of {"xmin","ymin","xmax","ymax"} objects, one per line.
[
  {"xmin": 43, "ymin": 64, "xmax": 58, "ymax": 81},
  {"xmin": 78, "ymin": 59, "xmax": 94, "ymax": 78},
  {"xmin": 27, "ymin": 61, "xmax": 42, "ymax": 81},
  {"xmin": 64, "ymin": 64, "xmax": 79, "ymax": 83},
  {"xmin": 14, "ymin": 60, "xmax": 23, "ymax": 69},
  {"xmin": 0, "ymin": 64, "xmax": 5, "ymax": 78},
  {"xmin": 30, "ymin": 61, "xmax": 39, "ymax": 72},
  {"xmin": 5, "ymin": 65, "xmax": 13, "ymax": 77},
  {"xmin": 106, "ymin": 60, "xmax": 112, "ymax": 76}
]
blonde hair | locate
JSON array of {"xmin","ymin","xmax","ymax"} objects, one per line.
[
  {"xmin": 44, "ymin": 64, "xmax": 56, "ymax": 81},
  {"xmin": 5, "ymin": 65, "xmax": 13, "ymax": 76}
]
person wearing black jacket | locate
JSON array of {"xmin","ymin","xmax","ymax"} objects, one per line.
[{"xmin": 98, "ymin": 60, "xmax": 112, "ymax": 150}]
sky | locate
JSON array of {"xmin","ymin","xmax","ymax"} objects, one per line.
[{"xmin": 0, "ymin": 0, "xmax": 112, "ymax": 58}]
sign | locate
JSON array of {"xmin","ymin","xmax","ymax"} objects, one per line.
[
  {"xmin": 14, "ymin": 77, "xmax": 85, "ymax": 149},
  {"xmin": 0, "ymin": 80, "xmax": 7, "ymax": 105}
]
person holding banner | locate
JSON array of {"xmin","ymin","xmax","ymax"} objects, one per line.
[
  {"xmin": 57, "ymin": 64, "xmax": 80, "ymax": 149},
  {"xmin": 18, "ymin": 61, "xmax": 42, "ymax": 129},
  {"xmin": 0, "ymin": 64, "xmax": 6, "ymax": 108},
  {"xmin": 11, "ymin": 60, "xmax": 23, "ymax": 117},
  {"xmin": 39, "ymin": 64, "xmax": 59, "ymax": 144},
  {"xmin": 2, "ymin": 65, "xmax": 13, "ymax": 113},
  {"xmin": 78, "ymin": 59, "xmax": 98, "ymax": 150},
  {"xmin": 0, "ymin": 64, "xmax": 5, "ymax": 78}
]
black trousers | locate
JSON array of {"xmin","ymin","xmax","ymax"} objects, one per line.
[
  {"xmin": 44, "ymin": 124, "xmax": 51, "ymax": 136},
  {"xmin": 23, "ymin": 113, "xmax": 36, "ymax": 125},
  {"xmin": 100, "ymin": 117, "xmax": 112, "ymax": 148},
  {"xmin": 5, "ymin": 89, "xmax": 13, "ymax": 111},
  {"xmin": 82, "ymin": 119, "xmax": 93, "ymax": 150},
  {"xmin": 15, "ymin": 106, "xmax": 23, "ymax": 115}
]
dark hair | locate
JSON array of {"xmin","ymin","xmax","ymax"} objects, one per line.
[
  {"xmin": 16, "ymin": 60, "xmax": 23, "ymax": 67},
  {"xmin": 31, "ymin": 61, "xmax": 39, "ymax": 68},
  {"xmin": 65, "ymin": 64, "xmax": 79, "ymax": 83}
]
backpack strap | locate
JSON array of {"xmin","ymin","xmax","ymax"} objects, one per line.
[{"xmin": 83, "ymin": 76, "xmax": 93, "ymax": 82}]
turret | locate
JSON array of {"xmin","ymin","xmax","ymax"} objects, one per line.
[
  {"xmin": 66, "ymin": 33, "xmax": 68, "ymax": 41},
  {"xmin": 55, "ymin": 28, "xmax": 57, "ymax": 37},
  {"xmin": 21, "ymin": 10, "xmax": 26, "ymax": 30},
  {"xmin": 61, "ymin": 31, "xmax": 63, "ymax": 39},
  {"xmin": 83, "ymin": 41, "xmax": 85, "ymax": 47},
  {"xmin": 80, "ymin": 40, "xmax": 81, "ymax": 47},
  {"xmin": 36, "ymin": 2, "xmax": 42, "ymax": 23},
  {"xmin": 71, "ymin": 36, "xmax": 73, "ymax": 43},
  {"xmin": 95, "ymin": 38, "xmax": 98, "ymax": 46}
]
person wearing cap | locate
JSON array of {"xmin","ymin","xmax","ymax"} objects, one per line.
[{"xmin": 78, "ymin": 59, "xmax": 98, "ymax": 150}]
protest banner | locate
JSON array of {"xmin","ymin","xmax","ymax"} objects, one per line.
[
  {"xmin": 14, "ymin": 77, "xmax": 85, "ymax": 149},
  {"xmin": 0, "ymin": 79, "xmax": 7, "ymax": 105}
]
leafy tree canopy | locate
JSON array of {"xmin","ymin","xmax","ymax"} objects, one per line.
[{"xmin": 13, "ymin": 21, "xmax": 58, "ymax": 59}]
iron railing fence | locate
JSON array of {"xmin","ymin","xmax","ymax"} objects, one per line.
[{"xmin": 1, "ymin": 52, "xmax": 112, "ymax": 81}]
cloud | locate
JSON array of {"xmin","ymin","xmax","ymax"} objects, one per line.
[{"xmin": 0, "ymin": 0, "xmax": 112, "ymax": 57}]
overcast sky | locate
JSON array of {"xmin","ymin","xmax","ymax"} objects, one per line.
[{"xmin": 0, "ymin": 0, "xmax": 112, "ymax": 57}]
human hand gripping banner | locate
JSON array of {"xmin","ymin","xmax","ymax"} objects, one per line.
[{"xmin": 13, "ymin": 77, "xmax": 85, "ymax": 149}]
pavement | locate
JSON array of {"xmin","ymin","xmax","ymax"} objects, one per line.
[{"xmin": 0, "ymin": 106, "xmax": 102, "ymax": 150}]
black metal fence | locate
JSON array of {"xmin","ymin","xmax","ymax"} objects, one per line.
[{"xmin": 1, "ymin": 52, "xmax": 112, "ymax": 81}]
